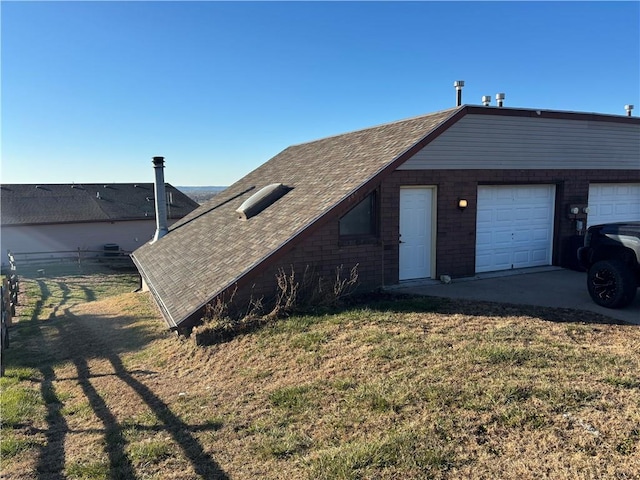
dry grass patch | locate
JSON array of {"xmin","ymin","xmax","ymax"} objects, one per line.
[{"xmin": 1, "ymin": 273, "xmax": 639, "ymax": 479}]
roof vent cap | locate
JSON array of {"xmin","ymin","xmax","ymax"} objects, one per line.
[
  {"xmin": 625, "ymin": 104, "xmax": 634, "ymax": 117},
  {"xmin": 236, "ymin": 183, "xmax": 291, "ymax": 220},
  {"xmin": 481, "ymin": 95, "xmax": 491, "ymax": 106},
  {"xmin": 454, "ymin": 80, "xmax": 464, "ymax": 106}
]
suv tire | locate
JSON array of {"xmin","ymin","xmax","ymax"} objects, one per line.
[{"xmin": 587, "ymin": 259, "xmax": 637, "ymax": 309}]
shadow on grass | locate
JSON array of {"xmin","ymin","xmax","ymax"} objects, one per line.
[
  {"xmin": 194, "ymin": 290, "xmax": 630, "ymax": 347},
  {"xmin": 312, "ymin": 290, "xmax": 631, "ymax": 327},
  {"xmin": 7, "ymin": 274, "xmax": 229, "ymax": 479},
  {"xmin": 28, "ymin": 279, "xmax": 69, "ymax": 479},
  {"xmin": 80, "ymin": 284, "xmax": 96, "ymax": 302},
  {"xmin": 57, "ymin": 310, "xmax": 229, "ymax": 479},
  {"xmin": 8, "ymin": 273, "xmax": 623, "ymax": 478},
  {"xmin": 365, "ymin": 293, "xmax": 632, "ymax": 326}
]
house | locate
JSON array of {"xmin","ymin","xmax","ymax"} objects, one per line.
[
  {"xmin": 131, "ymin": 104, "xmax": 640, "ymax": 333},
  {"xmin": 0, "ymin": 182, "xmax": 199, "ymax": 265}
]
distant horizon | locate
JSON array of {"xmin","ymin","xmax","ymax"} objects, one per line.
[
  {"xmin": 175, "ymin": 185, "xmax": 227, "ymax": 190},
  {"xmin": 0, "ymin": 182, "xmax": 228, "ymax": 188}
]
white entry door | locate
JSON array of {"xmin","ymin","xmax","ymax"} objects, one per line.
[
  {"xmin": 476, "ymin": 185, "xmax": 555, "ymax": 273},
  {"xmin": 399, "ymin": 187, "xmax": 435, "ymax": 280}
]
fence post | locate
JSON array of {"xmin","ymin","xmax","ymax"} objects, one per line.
[
  {"xmin": 2, "ymin": 251, "xmax": 17, "ymax": 377},
  {"xmin": 8, "ymin": 251, "xmax": 18, "ymax": 317},
  {"xmin": 1, "ymin": 285, "xmax": 6, "ymax": 376}
]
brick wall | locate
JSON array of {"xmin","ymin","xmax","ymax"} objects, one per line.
[
  {"xmin": 386, "ymin": 169, "xmax": 640, "ymax": 278},
  {"xmin": 215, "ymin": 168, "xmax": 639, "ymax": 317},
  {"xmin": 223, "ymin": 218, "xmax": 385, "ymax": 313}
]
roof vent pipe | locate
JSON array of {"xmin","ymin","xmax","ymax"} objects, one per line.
[
  {"xmin": 454, "ymin": 80, "xmax": 464, "ymax": 106},
  {"xmin": 496, "ymin": 93, "xmax": 505, "ymax": 107},
  {"xmin": 625, "ymin": 104, "xmax": 634, "ymax": 117},
  {"xmin": 482, "ymin": 95, "xmax": 491, "ymax": 106},
  {"xmin": 152, "ymin": 156, "xmax": 169, "ymax": 243}
]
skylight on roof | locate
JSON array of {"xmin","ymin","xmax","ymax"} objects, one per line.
[{"xmin": 236, "ymin": 183, "xmax": 291, "ymax": 220}]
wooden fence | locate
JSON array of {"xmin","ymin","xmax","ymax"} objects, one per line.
[{"xmin": 1, "ymin": 253, "xmax": 18, "ymax": 376}]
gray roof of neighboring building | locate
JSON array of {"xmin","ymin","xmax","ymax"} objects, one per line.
[{"xmin": 0, "ymin": 183, "xmax": 199, "ymax": 226}]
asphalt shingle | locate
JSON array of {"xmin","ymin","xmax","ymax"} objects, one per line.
[
  {"xmin": 132, "ymin": 107, "xmax": 460, "ymax": 328},
  {"xmin": 1, "ymin": 183, "xmax": 199, "ymax": 226}
]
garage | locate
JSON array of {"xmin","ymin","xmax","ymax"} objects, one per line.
[
  {"xmin": 587, "ymin": 183, "xmax": 640, "ymax": 226},
  {"xmin": 476, "ymin": 185, "xmax": 555, "ymax": 273}
]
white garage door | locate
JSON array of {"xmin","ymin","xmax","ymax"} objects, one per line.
[
  {"xmin": 587, "ymin": 183, "xmax": 640, "ymax": 227},
  {"xmin": 476, "ymin": 185, "xmax": 555, "ymax": 273}
]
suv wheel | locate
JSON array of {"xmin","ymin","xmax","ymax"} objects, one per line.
[{"xmin": 587, "ymin": 260, "xmax": 637, "ymax": 309}]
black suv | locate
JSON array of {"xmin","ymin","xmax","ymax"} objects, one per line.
[{"xmin": 577, "ymin": 222, "xmax": 640, "ymax": 309}]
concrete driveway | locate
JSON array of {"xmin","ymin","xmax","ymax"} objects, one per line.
[{"xmin": 388, "ymin": 267, "xmax": 640, "ymax": 325}]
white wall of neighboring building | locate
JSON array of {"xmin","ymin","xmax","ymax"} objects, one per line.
[{"xmin": 1, "ymin": 219, "xmax": 180, "ymax": 265}]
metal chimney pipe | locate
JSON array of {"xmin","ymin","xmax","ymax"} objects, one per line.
[
  {"xmin": 625, "ymin": 104, "xmax": 634, "ymax": 117},
  {"xmin": 482, "ymin": 95, "xmax": 491, "ymax": 106},
  {"xmin": 454, "ymin": 80, "xmax": 465, "ymax": 106},
  {"xmin": 152, "ymin": 156, "xmax": 169, "ymax": 242},
  {"xmin": 496, "ymin": 93, "xmax": 505, "ymax": 107}
]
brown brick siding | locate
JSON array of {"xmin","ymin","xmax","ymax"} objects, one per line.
[
  {"xmin": 387, "ymin": 169, "xmax": 640, "ymax": 279},
  {"xmin": 227, "ymin": 219, "xmax": 385, "ymax": 309},
  {"xmin": 215, "ymin": 169, "xmax": 639, "ymax": 317}
]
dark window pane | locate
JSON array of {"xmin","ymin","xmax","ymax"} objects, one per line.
[{"xmin": 339, "ymin": 193, "xmax": 376, "ymax": 236}]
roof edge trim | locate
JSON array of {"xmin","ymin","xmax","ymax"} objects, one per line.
[
  {"xmin": 130, "ymin": 254, "xmax": 178, "ymax": 329},
  {"xmin": 463, "ymin": 105, "xmax": 640, "ymax": 125}
]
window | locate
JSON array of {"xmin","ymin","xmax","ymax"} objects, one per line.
[{"xmin": 339, "ymin": 192, "xmax": 377, "ymax": 236}]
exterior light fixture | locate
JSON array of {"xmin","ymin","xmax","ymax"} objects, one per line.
[
  {"xmin": 458, "ymin": 198, "xmax": 469, "ymax": 210},
  {"xmin": 570, "ymin": 207, "xmax": 579, "ymax": 215},
  {"xmin": 583, "ymin": 207, "xmax": 590, "ymax": 214}
]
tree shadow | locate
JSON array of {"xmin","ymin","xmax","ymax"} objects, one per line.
[
  {"xmin": 54, "ymin": 310, "xmax": 230, "ymax": 479},
  {"xmin": 28, "ymin": 280, "xmax": 68, "ymax": 479},
  {"xmin": 80, "ymin": 284, "xmax": 96, "ymax": 302},
  {"xmin": 35, "ymin": 366, "xmax": 68, "ymax": 480},
  {"xmin": 8, "ymin": 276, "xmax": 229, "ymax": 479}
]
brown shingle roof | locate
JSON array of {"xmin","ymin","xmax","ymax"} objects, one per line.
[
  {"xmin": 132, "ymin": 107, "xmax": 461, "ymax": 328},
  {"xmin": 0, "ymin": 183, "xmax": 199, "ymax": 226}
]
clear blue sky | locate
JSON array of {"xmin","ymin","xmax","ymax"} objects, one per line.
[{"xmin": 2, "ymin": 1, "xmax": 639, "ymax": 187}]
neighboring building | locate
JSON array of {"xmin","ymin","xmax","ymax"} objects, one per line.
[
  {"xmin": 132, "ymin": 105, "xmax": 640, "ymax": 332},
  {"xmin": 0, "ymin": 183, "xmax": 198, "ymax": 265}
]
